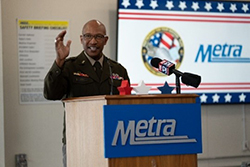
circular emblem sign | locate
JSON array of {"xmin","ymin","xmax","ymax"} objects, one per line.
[{"xmin": 142, "ymin": 27, "xmax": 184, "ymax": 76}]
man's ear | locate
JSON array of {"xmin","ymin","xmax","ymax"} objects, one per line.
[
  {"xmin": 104, "ymin": 36, "xmax": 109, "ymax": 45},
  {"xmin": 80, "ymin": 35, "xmax": 83, "ymax": 44}
]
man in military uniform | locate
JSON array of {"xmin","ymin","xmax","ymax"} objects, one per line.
[{"xmin": 43, "ymin": 19, "xmax": 130, "ymax": 167}]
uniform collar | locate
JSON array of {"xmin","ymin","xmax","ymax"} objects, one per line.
[
  {"xmin": 84, "ymin": 51, "xmax": 104, "ymax": 67},
  {"xmin": 76, "ymin": 51, "xmax": 111, "ymax": 83}
]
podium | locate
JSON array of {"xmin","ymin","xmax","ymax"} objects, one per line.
[{"xmin": 63, "ymin": 94, "xmax": 200, "ymax": 167}]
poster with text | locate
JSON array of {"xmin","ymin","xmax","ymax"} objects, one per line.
[{"xmin": 18, "ymin": 20, "xmax": 69, "ymax": 104}]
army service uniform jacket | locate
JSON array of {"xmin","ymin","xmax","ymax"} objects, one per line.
[
  {"xmin": 44, "ymin": 51, "xmax": 130, "ymax": 100},
  {"xmin": 44, "ymin": 51, "xmax": 130, "ymax": 144}
]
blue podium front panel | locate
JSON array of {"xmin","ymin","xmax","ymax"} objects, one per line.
[{"xmin": 103, "ymin": 103, "xmax": 202, "ymax": 158}]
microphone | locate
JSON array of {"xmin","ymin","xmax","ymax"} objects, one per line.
[
  {"xmin": 150, "ymin": 57, "xmax": 201, "ymax": 88},
  {"xmin": 106, "ymin": 57, "xmax": 113, "ymax": 95}
]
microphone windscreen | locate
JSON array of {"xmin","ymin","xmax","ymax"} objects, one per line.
[
  {"xmin": 150, "ymin": 58, "xmax": 162, "ymax": 68},
  {"xmin": 181, "ymin": 73, "xmax": 201, "ymax": 88}
]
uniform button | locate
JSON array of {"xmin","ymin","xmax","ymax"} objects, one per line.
[{"xmin": 54, "ymin": 70, "xmax": 60, "ymax": 76}]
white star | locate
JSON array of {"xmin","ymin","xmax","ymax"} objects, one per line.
[
  {"xmin": 204, "ymin": 2, "xmax": 212, "ymax": 11},
  {"xmin": 133, "ymin": 80, "xmax": 151, "ymax": 95},
  {"xmin": 154, "ymin": 39, "xmax": 159, "ymax": 45},
  {"xmin": 217, "ymin": 3, "xmax": 224, "ymax": 12},
  {"xmin": 200, "ymin": 94, "xmax": 208, "ymax": 103},
  {"xmin": 136, "ymin": 0, "xmax": 144, "ymax": 9},
  {"xmin": 224, "ymin": 93, "xmax": 232, "ymax": 103},
  {"xmin": 242, "ymin": 4, "xmax": 249, "ymax": 13},
  {"xmin": 230, "ymin": 3, "xmax": 237, "ymax": 12},
  {"xmin": 239, "ymin": 93, "xmax": 246, "ymax": 102},
  {"xmin": 150, "ymin": 0, "xmax": 158, "ymax": 9},
  {"xmin": 179, "ymin": 1, "xmax": 187, "ymax": 11},
  {"xmin": 166, "ymin": 1, "xmax": 174, "ymax": 10},
  {"xmin": 191, "ymin": 2, "xmax": 199, "ymax": 11},
  {"xmin": 122, "ymin": 0, "xmax": 130, "ymax": 8},
  {"xmin": 212, "ymin": 93, "xmax": 220, "ymax": 103}
]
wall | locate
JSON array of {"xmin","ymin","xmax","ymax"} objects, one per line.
[
  {"xmin": 1, "ymin": 0, "xmax": 250, "ymax": 167},
  {"xmin": 1, "ymin": 0, "xmax": 118, "ymax": 167},
  {"xmin": 0, "ymin": 0, "xmax": 5, "ymax": 166},
  {"xmin": 199, "ymin": 104, "xmax": 250, "ymax": 167}
]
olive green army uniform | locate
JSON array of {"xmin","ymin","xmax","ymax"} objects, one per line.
[{"xmin": 43, "ymin": 51, "xmax": 130, "ymax": 143}]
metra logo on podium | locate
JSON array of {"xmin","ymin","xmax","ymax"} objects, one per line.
[{"xmin": 112, "ymin": 117, "xmax": 197, "ymax": 146}]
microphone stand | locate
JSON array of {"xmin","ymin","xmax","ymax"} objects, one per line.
[
  {"xmin": 172, "ymin": 69, "xmax": 183, "ymax": 94},
  {"xmin": 175, "ymin": 74, "xmax": 181, "ymax": 94}
]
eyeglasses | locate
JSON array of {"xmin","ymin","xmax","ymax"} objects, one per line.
[{"xmin": 82, "ymin": 34, "xmax": 107, "ymax": 41}]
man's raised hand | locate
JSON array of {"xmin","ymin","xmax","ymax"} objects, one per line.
[{"xmin": 55, "ymin": 30, "xmax": 72, "ymax": 68}]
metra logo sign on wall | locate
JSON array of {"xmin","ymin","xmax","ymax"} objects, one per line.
[
  {"xmin": 103, "ymin": 103, "xmax": 202, "ymax": 158},
  {"xmin": 117, "ymin": 0, "xmax": 250, "ymax": 102},
  {"xmin": 195, "ymin": 44, "xmax": 250, "ymax": 63}
]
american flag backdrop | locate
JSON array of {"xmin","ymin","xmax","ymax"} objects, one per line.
[{"xmin": 117, "ymin": 0, "xmax": 250, "ymax": 104}]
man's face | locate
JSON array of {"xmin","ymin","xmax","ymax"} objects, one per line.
[{"xmin": 80, "ymin": 22, "xmax": 108, "ymax": 60}]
